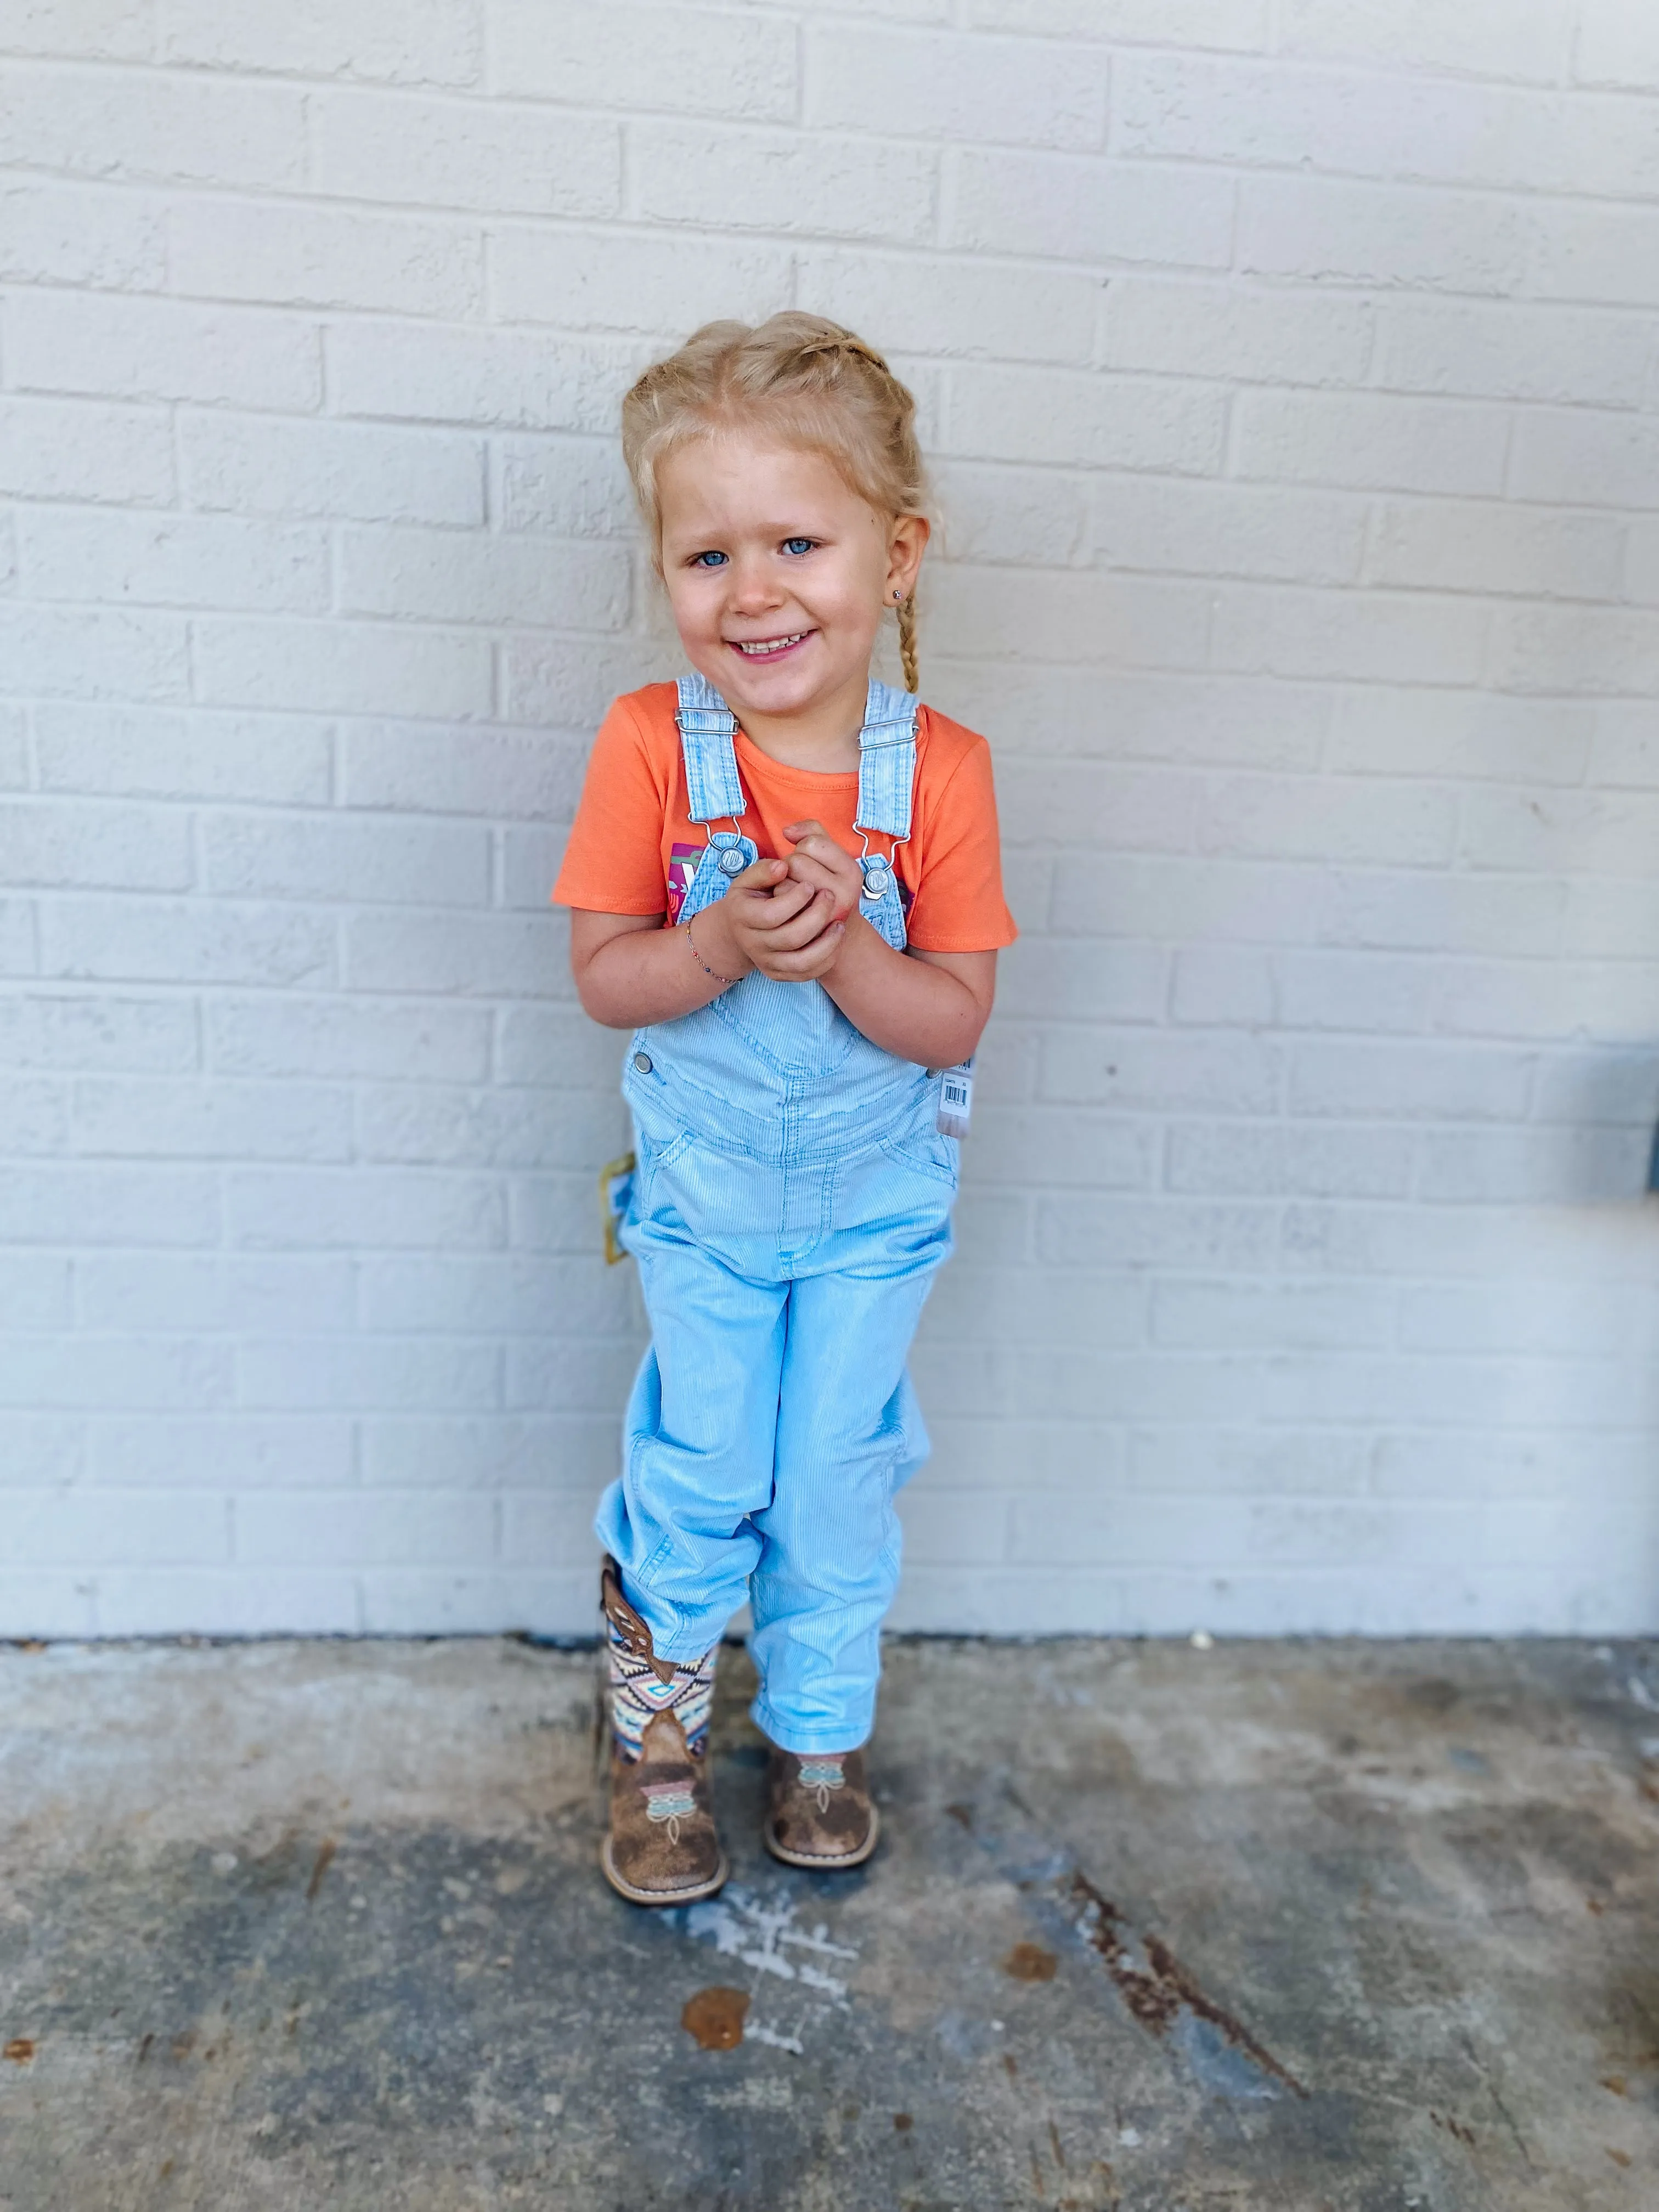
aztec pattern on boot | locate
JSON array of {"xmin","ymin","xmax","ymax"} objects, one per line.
[{"xmin": 607, "ymin": 1615, "xmax": 716, "ymax": 1761}]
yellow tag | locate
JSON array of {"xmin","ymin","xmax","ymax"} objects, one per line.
[{"xmin": 600, "ymin": 1152, "xmax": 636, "ymax": 1265}]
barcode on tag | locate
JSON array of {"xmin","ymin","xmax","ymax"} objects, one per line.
[{"xmin": 936, "ymin": 1060, "xmax": 974, "ymax": 1139}]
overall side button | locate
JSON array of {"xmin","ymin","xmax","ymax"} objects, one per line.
[{"xmin": 633, "ymin": 1052, "xmax": 653, "ymax": 1074}]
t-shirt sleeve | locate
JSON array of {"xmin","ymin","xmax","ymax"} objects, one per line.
[
  {"xmin": 551, "ymin": 695, "xmax": 672, "ymax": 916},
  {"xmin": 905, "ymin": 731, "xmax": 1019, "ymax": 953}
]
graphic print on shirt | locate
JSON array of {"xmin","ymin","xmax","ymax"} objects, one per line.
[{"xmin": 665, "ymin": 842, "xmax": 703, "ymax": 926}]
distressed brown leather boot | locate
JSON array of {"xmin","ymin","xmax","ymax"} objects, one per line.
[
  {"xmin": 603, "ymin": 1710, "xmax": 727, "ymax": 1905},
  {"xmin": 763, "ymin": 1746, "xmax": 879, "ymax": 1870},
  {"xmin": 599, "ymin": 1557, "xmax": 727, "ymax": 1906}
]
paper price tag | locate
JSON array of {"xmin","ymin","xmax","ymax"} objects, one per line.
[
  {"xmin": 936, "ymin": 1060, "xmax": 974, "ymax": 1140},
  {"xmin": 600, "ymin": 1152, "xmax": 636, "ymax": 1265}
]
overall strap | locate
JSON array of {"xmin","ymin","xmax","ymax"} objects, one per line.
[
  {"xmin": 854, "ymin": 679, "xmax": 919, "ymax": 843},
  {"xmin": 675, "ymin": 672, "xmax": 746, "ymax": 825}
]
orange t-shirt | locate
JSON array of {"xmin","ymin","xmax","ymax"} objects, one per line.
[{"xmin": 552, "ymin": 682, "xmax": 1018, "ymax": 955}]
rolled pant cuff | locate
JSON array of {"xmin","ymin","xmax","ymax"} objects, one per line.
[
  {"xmin": 602, "ymin": 1559, "xmax": 731, "ymax": 1667},
  {"xmin": 751, "ymin": 1695, "xmax": 872, "ymax": 1758},
  {"xmin": 646, "ymin": 1620, "xmax": 731, "ymax": 1668}
]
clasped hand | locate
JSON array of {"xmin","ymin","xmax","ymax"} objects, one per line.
[{"xmin": 700, "ymin": 819, "xmax": 868, "ymax": 983}]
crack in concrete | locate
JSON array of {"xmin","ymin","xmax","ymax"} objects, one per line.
[{"xmin": 957, "ymin": 1776, "xmax": 1307, "ymax": 2102}]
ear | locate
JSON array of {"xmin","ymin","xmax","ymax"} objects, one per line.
[{"xmin": 884, "ymin": 513, "xmax": 930, "ymax": 603}]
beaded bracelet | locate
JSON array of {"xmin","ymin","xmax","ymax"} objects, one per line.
[{"xmin": 684, "ymin": 913, "xmax": 739, "ymax": 989}]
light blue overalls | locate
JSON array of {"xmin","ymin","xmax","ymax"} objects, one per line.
[{"xmin": 595, "ymin": 671, "xmax": 960, "ymax": 1756}]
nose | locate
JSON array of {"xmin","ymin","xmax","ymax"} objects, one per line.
[{"xmin": 727, "ymin": 554, "xmax": 783, "ymax": 613}]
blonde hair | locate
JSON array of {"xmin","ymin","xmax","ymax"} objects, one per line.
[{"xmin": 621, "ymin": 312, "xmax": 929, "ymax": 693}]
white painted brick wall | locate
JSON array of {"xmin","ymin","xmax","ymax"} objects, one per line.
[{"xmin": 3, "ymin": 2, "xmax": 1658, "ymax": 1640}]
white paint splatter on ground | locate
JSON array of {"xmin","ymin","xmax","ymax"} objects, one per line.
[
  {"xmin": 671, "ymin": 1882, "xmax": 859, "ymax": 2056},
  {"xmin": 682, "ymin": 1885, "xmax": 856, "ymax": 1995}
]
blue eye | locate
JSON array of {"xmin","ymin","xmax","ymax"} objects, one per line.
[
  {"xmin": 781, "ymin": 536, "xmax": 815, "ymax": 556},
  {"xmin": 691, "ymin": 550, "xmax": 728, "ymax": 568}
]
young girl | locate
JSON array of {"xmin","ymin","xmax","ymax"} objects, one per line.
[{"xmin": 554, "ymin": 313, "xmax": 1016, "ymax": 1904}]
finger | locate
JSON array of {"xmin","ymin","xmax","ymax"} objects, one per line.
[
  {"xmin": 728, "ymin": 856, "xmax": 789, "ymax": 894},
  {"xmin": 784, "ymin": 841, "xmax": 861, "ymax": 885},
  {"xmin": 769, "ymin": 896, "xmax": 839, "ymax": 953},
  {"xmin": 785, "ymin": 851, "xmax": 859, "ymax": 918},
  {"xmin": 783, "ymin": 850, "xmax": 847, "ymax": 894},
  {"xmin": 784, "ymin": 831, "xmax": 852, "ymax": 873},
  {"xmin": 781, "ymin": 819, "xmax": 830, "ymax": 844},
  {"xmin": 785, "ymin": 876, "xmax": 854, "ymax": 924},
  {"xmin": 755, "ymin": 946, "xmax": 836, "ymax": 982},
  {"xmin": 756, "ymin": 890, "xmax": 838, "ymax": 953},
  {"xmin": 741, "ymin": 871, "xmax": 814, "ymax": 911},
  {"xmin": 760, "ymin": 926, "xmax": 845, "ymax": 980},
  {"xmin": 735, "ymin": 877, "xmax": 815, "ymax": 929}
]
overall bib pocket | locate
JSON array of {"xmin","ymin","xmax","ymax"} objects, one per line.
[
  {"xmin": 626, "ymin": 1048, "xmax": 700, "ymax": 1211},
  {"xmin": 878, "ymin": 1127, "xmax": 961, "ymax": 1192},
  {"xmin": 633, "ymin": 1120, "xmax": 698, "ymax": 1213}
]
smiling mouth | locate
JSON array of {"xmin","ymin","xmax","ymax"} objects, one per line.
[{"xmin": 729, "ymin": 631, "xmax": 811, "ymax": 658}]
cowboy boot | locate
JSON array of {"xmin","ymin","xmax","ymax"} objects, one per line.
[
  {"xmin": 599, "ymin": 1555, "xmax": 727, "ymax": 1906},
  {"xmin": 763, "ymin": 1745, "xmax": 879, "ymax": 1871}
]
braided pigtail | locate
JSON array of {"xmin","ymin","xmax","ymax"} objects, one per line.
[
  {"xmin": 621, "ymin": 313, "xmax": 931, "ymax": 697},
  {"xmin": 896, "ymin": 591, "xmax": 919, "ymax": 695}
]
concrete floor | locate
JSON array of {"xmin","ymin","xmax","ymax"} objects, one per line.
[{"xmin": 3, "ymin": 1637, "xmax": 1658, "ymax": 2211}]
